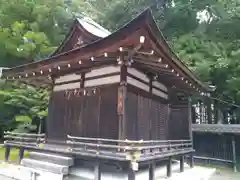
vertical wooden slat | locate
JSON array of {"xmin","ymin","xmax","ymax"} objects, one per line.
[
  {"xmin": 126, "ymin": 91, "xmax": 138, "ymax": 140},
  {"xmin": 100, "ymin": 87, "xmax": 118, "ymax": 139}
]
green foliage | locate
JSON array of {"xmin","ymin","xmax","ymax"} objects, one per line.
[
  {"xmin": 0, "ymin": 0, "xmax": 89, "ymax": 67},
  {"xmin": 0, "ymin": 82, "xmax": 49, "ymax": 133}
]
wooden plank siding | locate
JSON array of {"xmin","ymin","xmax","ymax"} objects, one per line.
[
  {"xmin": 125, "ymin": 85, "xmax": 169, "ymax": 140},
  {"xmin": 168, "ymin": 104, "xmax": 190, "ymax": 140},
  {"xmin": 46, "ymin": 84, "xmax": 119, "ymax": 141}
]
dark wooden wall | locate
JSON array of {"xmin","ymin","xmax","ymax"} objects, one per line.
[
  {"xmin": 168, "ymin": 104, "xmax": 190, "ymax": 140},
  {"xmin": 193, "ymin": 133, "xmax": 233, "ymax": 161},
  {"xmin": 125, "ymin": 85, "xmax": 169, "ymax": 140},
  {"xmin": 46, "ymin": 84, "xmax": 119, "ymax": 141}
]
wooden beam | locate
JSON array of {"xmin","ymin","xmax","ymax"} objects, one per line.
[
  {"xmin": 11, "ymin": 57, "xmax": 116, "ymax": 79},
  {"xmin": 134, "ymin": 58, "xmax": 170, "ymax": 70},
  {"xmin": 126, "ymin": 44, "xmax": 142, "ymax": 60}
]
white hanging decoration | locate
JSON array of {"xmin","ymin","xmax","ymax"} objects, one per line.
[{"xmin": 140, "ymin": 36, "xmax": 145, "ymax": 44}]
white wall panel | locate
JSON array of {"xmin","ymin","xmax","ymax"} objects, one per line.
[
  {"xmin": 85, "ymin": 66, "xmax": 120, "ymax": 78},
  {"xmin": 85, "ymin": 75, "xmax": 120, "ymax": 87},
  {"xmin": 127, "ymin": 67, "xmax": 149, "ymax": 83}
]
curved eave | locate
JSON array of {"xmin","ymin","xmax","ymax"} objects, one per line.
[
  {"xmin": 51, "ymin": 17, "xmax": 110, "ymax": 56},
  {"xmin": 2, "ymin": 9, "xmax": 213, "ymax": 92}
]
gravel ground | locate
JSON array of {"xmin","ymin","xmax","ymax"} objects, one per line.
[
  {"xmin": 0, "ymin": 160, "xmax": 240, "ymax": 180},
  {"xmin": 209, "ymin": 169, "xmax": 240, "ymax": 180}
]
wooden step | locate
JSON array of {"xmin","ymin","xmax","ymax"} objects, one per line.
[
  {"xmin": 21, "ymin": 158, "xmax": 69, "ymax": 175},
  {"xmin": 28, "ymin": 151, "xmax": 74, "ymax": 166}
]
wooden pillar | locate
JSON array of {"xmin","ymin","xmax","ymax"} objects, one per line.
[
  {"xmin": 4, "ymin": 145, "xmax": 11, "ymax": 162},
  {"xmin": 167, "ymin": 156, "xmax": 172, "ymax": 177},
  {"xmin": 94, "ymin": 160, "xmax": 101, "ymax": 180},
  {"xmin": 149, "ymin": 160, "xmax": 155, "ymax": 180},
  {"xmin": 128, "ymin": 162, "xmax": 136, "ymax": 180},
  {"xmin": 189, "ymin": 153, "xmax": 194, "ymax": 168},
  {"xmin": 18, "ymin": 147, "xmax": 25, "ymax": 164},
  {"xmin": 188, "ymin": 96, "xmax": 193, "ymax": 141},
  {"xmin": 232, "ymin": 135, "xmax": 237, "ymax": 172},
  {"xmin": 180, "ymin": 155, "xmax": 184, "ymax": 172},
  {"xmin": 118, "ymin": 64, "xmax": 127, "ymax": 140},
  {"xmin": 80, "ymin": 72, "xmax": 85, "ymax": 88}
]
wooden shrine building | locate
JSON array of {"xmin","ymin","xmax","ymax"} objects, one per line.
[{"xmin": 2, "ymin": 9, "xmax": 215, "ymax": 180}]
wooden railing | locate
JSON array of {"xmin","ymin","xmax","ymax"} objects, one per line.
[
  {"xmin": 4, "ymin": 131, "xmax": 45, "ymax": 146},
  {"xmin": 67, "ymin": 135, "xmax": 193, "ymax": 161},
  {"xmin": 3, "ymin": 132, "xmax": 193, "ymax": 163},
  {"xmin": 3, "ymin": 131, "xmax": 46, "ymax": 163}
]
